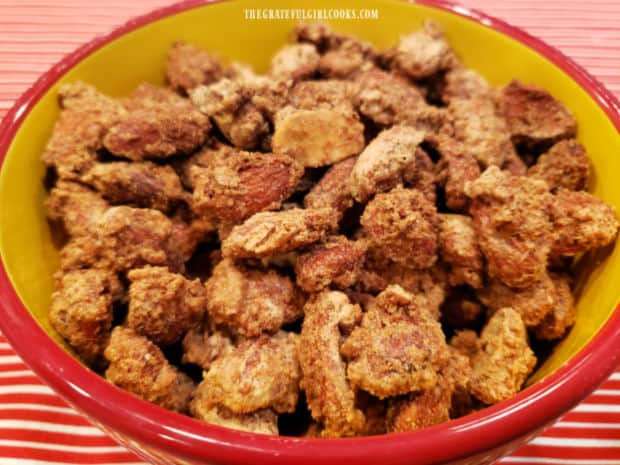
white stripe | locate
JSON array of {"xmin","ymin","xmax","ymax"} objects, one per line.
[
  {"xmin": 0, "ymin": 370, "xmax": 36, "ymax": 379},
  {"xmin": 0, "ymin": 385, "xmax": 53, "ymax": 395},
  {"xmin": 594, "ymin": 389, "xmax": 620, "ymax": 396},
  {"xmin": 0, "ymin": 356, "xmax": 24, "ymax": 365},
  {"xmin": 573, "ymin": 403, "xmax": 620, "ymax": 413},
  {"xmin": 531, "ymin": 436, "xmax": 620, "ymax": 448},
  {"xmin": 0, "ymin": 343, "xmax": 13, "ymax": 350},
  {"xmin": 0, "ymin": 420, "xmax": 105, "ymax": 436},
  {"xmin": 610, "ymin": 373, "xmax": 620, "ymax": 381},
  {"xmin": 0, "ymin": 460, "xmax": 145, "ymax": 465},
  {"xmin": 0, "ymin": 403, "xmax": 78, "ymax": 415},
  {"xmin": 502, "ymin": 457, "xmax": 620, "ymax": 464},
  {"xmin": 556, "ymin": 421, "xmax": 620, "ymax": 429},
  {"xmin": 0, "ymin": 439, "xmax": 127, "ymax": 453}
]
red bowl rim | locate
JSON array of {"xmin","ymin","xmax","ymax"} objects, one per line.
[{"xmin": 1, "ymin": 1, "xmax": 620, "ymax": 464}]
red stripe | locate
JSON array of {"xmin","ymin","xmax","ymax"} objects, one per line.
[
  {"xmin": 0, "ymin": 446, "xmax": 137, "ymax": 464},
  {"xmin": 0, "ymin": 429, "xmax": 122, "ymax": 447},
  {"xmin": 0, "ymin": 362, "xmax": 29, "ymax": 372},
  {"xmin": 0, "ymin": 376, "xmax": 44, "ymax": 386},
  {"xmin": 0, "ymin": 393, "xmax": 70, "ymax": 408},
  {"xmin": 580, "ymin": 395, "xmax": 620, "ymax": 405},
  {"xmin": 599, "ymin": 379, "xmax": 620, "ymax": 390},
  {"xmin": 0, "ymin": 349, "xmax": 22, "ymax": 356},
  {"xmin": 0, "ymin": 409, "xmax": 95, "ymax": 426},
  {"xmin": 561, "ymin": 410, "xmax": 620, "ymax": 424},
  {"xmin": 543, "ymin": 428, "xmax": 620, "ymax": 440},
  {"xmin": 513, "ymin": 444, "xmax": 620, "ymax": 459}
]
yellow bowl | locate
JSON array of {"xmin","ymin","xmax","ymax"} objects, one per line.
[{"xmin": 0, "ymin": 1, "xmax": 619, "ymax": 464}]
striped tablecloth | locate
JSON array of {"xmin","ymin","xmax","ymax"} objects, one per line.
[{"xmin": 0, "ymin": 1, "xmax": 619, "ymax": 464}]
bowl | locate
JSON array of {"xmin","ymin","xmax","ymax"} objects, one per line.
[{"xmin": 1, "ymin": 0, "xmax": 619, "ymax": 464}]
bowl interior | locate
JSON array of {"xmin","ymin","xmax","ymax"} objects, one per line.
[{"xmin": 0, "ymin": 0, "xmax": 619, "ymax": 385}]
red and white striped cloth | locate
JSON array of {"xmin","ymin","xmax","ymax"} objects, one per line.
[{"xmin": 0, "ymin": 1, "xmax": 619, "ymax": 464}]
